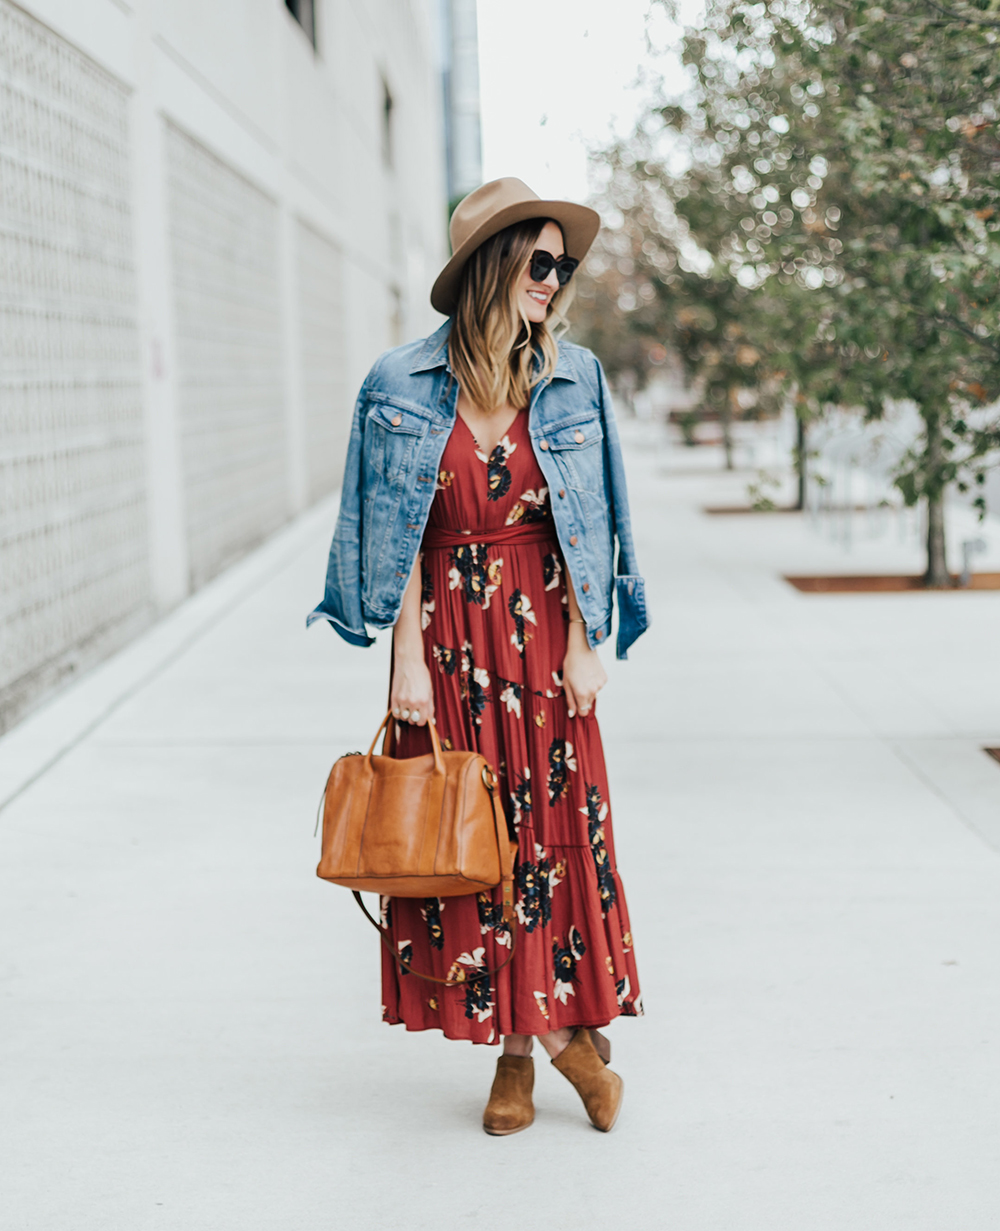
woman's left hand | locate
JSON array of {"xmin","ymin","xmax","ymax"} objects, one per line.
[{"xmin": 561, "ymin": 628, "xmax": 608, "ymax": 719}]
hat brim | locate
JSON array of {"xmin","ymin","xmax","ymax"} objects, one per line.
[{"xmin": 430, "ymin": 199, "xmax": 601, "ymax": 316}]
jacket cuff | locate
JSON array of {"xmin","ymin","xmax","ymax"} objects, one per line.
[
  {"xmin": 306, "ymin": 606, "xmax": 376, "ymax": 647},
  {"xmin": 614, "ymin": 574, "xmax": 649, "ymax": 660}
]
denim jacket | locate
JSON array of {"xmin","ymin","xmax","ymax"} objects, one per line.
[{"xmin": 307, "ymin": 320, "xmax": 649, "ymax": 659}]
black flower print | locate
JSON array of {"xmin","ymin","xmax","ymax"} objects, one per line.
[
  {"xmin": 542, "ymin": 551, "xmax": 562, "ymax": 592},
  {"xmin": 552, "ymin": 925, "xmax": 586, "ymax": 1005},
  {"xmin": 436, "ymin": 469, "xmax": 454, "ymax": 489},
  {"xmin": 547, "ymin": 738, "xmax": 577, "ymax": 805},
  {"xmin": 420, "ymin": 898, "xmax": 445, "ymax": 950},
  {"xmin": 509, "ymin": 768, "xmax": 532, "ymax": 830},
  {"xmin": 446, "ymin": 947, "xmax": 494, "ymax": 1023},
  {"xmin": 498, "ymin": 678, "xmax": 522, "ymax": 719},
  {"xmin": 619, "ymin": 989, "xmax": 643, "ymax": 1017},
  {"xmin": 420, "ymin": 559, "xmax": 435, "ymax": 630},
  {"xmin": 477, "ymin": 891, "xmax": 513, "ymax": 949},
  {"xmin": 615, "ymin": 973, "xmax": 631, "ymax": 1006},
  {"xmin": 397, "ymin": 938, "xmax": 414, "ymax": 977},
  {"xmin": 515, "ymin": 842, "xmax": 552, "ymax": 932},
  {"xmin": 432, "ymin": 643, "xmax": 458, "ymax": 675},
  {"xmin": 507, "ymin": 588, "xmax": 537, "ymax": 657},
  {"xmin": 580, "ymin": 784, "xmax": 618, "ymax": 915},
  {"xmin": 475, "ymin": 435, "xmax": 517, "ymax": 502},
  {"xmin": 505, "ymin": 487, "xmax": 550, "ymax": 525},
  {"xmin": 460, "ymin": 640, "xmax": 490, "ymax": 725},
  {"xmin": 448, "ymin": 543, "xmax": 502, "ymax": 608}
]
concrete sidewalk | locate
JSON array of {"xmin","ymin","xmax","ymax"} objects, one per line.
[{"xmin": 3, "ymin": 426, "xmax": 1000, "ymax": 1230}]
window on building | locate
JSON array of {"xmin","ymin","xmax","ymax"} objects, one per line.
[
  {"xmin": 381, "ymin": 78, "xmax": 394, "ymax": 168},
  {"xmin": 285, "ymin": 0, "xmax": 317, "ymax": 48}
]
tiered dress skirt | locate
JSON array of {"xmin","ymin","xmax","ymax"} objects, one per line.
[{"xmin": 387, "ymin": 410, "xmax": 642, "ymax": 1043}]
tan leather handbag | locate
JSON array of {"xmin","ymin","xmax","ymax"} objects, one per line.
[{"xmin": 316, "ymin": 713, "xmax": 516, "ymax": 984}]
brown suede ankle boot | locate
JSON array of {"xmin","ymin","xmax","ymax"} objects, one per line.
[
  {"xmin": 483, "ymin": 1055, "xmax": 535, "ymax": 1135},
  {"xmin": 552, "ymin": 1029, "xmax": 624, "ymax": 1132}
]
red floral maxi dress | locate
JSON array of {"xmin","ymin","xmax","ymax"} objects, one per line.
[{"xmin": 387, "ymin": 409, "xmax": 643, "ymax": 1044}]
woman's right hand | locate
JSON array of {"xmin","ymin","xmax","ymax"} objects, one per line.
[{"xmin": 390, "ymin": 656, "xmax": 435, "ymax": 726}]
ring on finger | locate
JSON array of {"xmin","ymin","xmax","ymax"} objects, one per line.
[{"xmin": 411, "ymin": 710, "xmax": 420, "ymax": 723}]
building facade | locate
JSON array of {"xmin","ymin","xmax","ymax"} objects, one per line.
[
  {"xmin": 0, "ymin": 0, "xmax": 462, "ymax": 733},
  {"xmin": 440, "ymin": 0, "xmax": 481, "ymax": 207}
]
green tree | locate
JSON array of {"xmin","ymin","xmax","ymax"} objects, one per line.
[{"xmin": 586, "ymin": 0, "xmax": 1000, "ymax": 581}]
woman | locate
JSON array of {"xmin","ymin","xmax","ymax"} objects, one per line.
[{"xmin": 309, "ymin": 178, "xmax": 648, "ymax": 1134}]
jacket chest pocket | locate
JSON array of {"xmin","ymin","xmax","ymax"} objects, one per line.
[
  {"xmin": 364, "ymin": 399, "xmax": 429, "ymax": 485},
  {"xmin": 538, "ymin": 418, "xmax": 605, "ymax": 494}
]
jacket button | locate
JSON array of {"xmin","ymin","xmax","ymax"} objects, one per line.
[
  {"xmin": 391, "ymin": 414, "xmax": 402, "ymax": 426},
  {"xmin": 574, "ymin": 430, "xmax": 585, "ymax": 443},
  {"xmin": 539, "ymin": 440, "xmax": 549, "ymax": 450},
  {"xmin": 558, "ymin": 489, "xmax": 565, "ymax": 499},
  {"xmin": 595, "ymin": 629, "xmax": 604, "ymax": 641},
  {"xmin": 582, "ymin": 583, "xmax": 589, "ymax": 592},
  {"xmin": 569, "ymin": 535, "xmax": 578, "ymax": 546}
]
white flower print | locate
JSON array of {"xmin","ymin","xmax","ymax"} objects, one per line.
[
  {"xmin": 543, "ymin": 668, "xmax": 563, "ymax": 699},
  {"xmin": 543, "ymin": 551, "xmax": 563, "ymax": 591},
  {"xmin": 447, "ymin": 545, "xmax": 502, "ymax": 609},
  {"xmin": 508, "ymin": 588, "xmax": 537, "ymax": 656},
  {"xmin": 504, "ymin": 487, "xmax": 549, "ymax": 525},
  {"xmin": 552, "ymin": 925, "xmax": 586, "ymax": 1005},
  {"xmin": 499, "ymin": 679, "xmax": 522, "ymax": 719},
  {"xmin": 447, "ymin": 947, "xmax": 494, "ymax": 1022},
  {"xmin": 533, "ymin": 991, "xmax": 550, "ymax": 1020},
  {"xmin": 474, "ymin": 435, "xmax": 517, "ymax": 466}
]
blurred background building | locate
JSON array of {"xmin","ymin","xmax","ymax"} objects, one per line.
[
  {"xmin": 1, "ymin": 0, "xmax": 479, "ymax": 733},
  {"xmin": 440, "ymin": 0, "xmax": 481, "ymax": 209}
]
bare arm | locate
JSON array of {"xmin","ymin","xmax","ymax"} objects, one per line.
[
  {"xmin": 561, "ymin": 568, "xmax": 607, "ymax": 719},
  {"xmin": 390, "ymin": 556, "xmax": 434, "ymax": 726}
]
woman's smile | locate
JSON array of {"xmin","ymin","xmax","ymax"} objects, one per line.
[{"xmin": 518, "ymin": 219, "xmax": 564, "ymax": 322}]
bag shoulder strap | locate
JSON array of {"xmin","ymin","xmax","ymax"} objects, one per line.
[{"xmin": 352, "ymin": 891, "xmax": 518, "ymax": 986}]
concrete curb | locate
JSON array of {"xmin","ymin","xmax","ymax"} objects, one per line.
[{"xmin": 0, "ymin": 494, "xmax": 338, "ymax": 815}]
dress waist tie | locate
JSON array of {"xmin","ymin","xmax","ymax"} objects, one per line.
[{"xmin": 422, "ymin": 522, "xmax": 558, "ymax": 550}]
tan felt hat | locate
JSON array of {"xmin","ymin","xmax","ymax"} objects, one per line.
[{"xmin": 430, "ymin": 177, "xmax": 600, "ymax": 316}]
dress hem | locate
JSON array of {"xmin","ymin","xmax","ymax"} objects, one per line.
[{"xmin": 381, "ymin": 1013, "xmax": 638, "ymax": 1046}]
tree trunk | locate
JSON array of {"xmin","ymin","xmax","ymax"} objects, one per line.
[
  {"xmin": 925, "ymin": 491, "xmax": 948, "ymax": 586},
  {"xmin": 721, "ymin": 388, "xmax": 735, "ymax": 471},
  {"xmin": 923, "ymin": 414, "xmax": 949, "ymax": 586},
  {"xmin": 794, "ymin": 414, "xmax": 807, "ymax": 511}
]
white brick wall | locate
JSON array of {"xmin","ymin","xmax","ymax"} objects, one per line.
[
  {"xmin": 296, "ymin": 218, "xmax": 346, "ymax": 502},
  {"xmin": 0, "ymin": 0, "xmax": 149, "ymax": 728},
  {"xmin": 0, "ymin": 0, "xmax": 450, "ymax": 734},
  {"xmin": 165, "ymin": 121, "xmax": 288, "ymax": 588}
]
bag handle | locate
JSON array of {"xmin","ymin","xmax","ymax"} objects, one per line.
[
  {"xmin": 350, "ymin": 774, "xmax": 518, "ymax": 986},
  {"xmin": 366, "ymin": 710, "xmax": 445, "ymax": 777}
]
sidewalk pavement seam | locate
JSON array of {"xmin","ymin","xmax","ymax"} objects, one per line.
[{"xmin": 887, "ymin": 739, "xmax": 1000, "ymax": 856}]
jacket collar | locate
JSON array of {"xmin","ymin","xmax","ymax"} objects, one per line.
[
  {"xmin": 409, "ymin": 320, "xmax": 452, "ymax": 374},
  {"xmin": 409, "ymin": 318, "xmax": 578, "ymax": 384}
]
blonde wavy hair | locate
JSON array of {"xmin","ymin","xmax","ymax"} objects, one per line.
[{"xmin": 448, "ymin": 219, "xmax": 575, "ymax": 413}]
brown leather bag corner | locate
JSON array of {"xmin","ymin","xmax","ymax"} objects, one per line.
[{"xmin": 317, "ymin": 712, "xmax": 515, "ymax": 921}]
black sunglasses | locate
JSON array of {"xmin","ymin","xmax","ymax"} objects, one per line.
[{"xmin": 529, "ymin": 250, "xmax": 579, "ymax": 286}]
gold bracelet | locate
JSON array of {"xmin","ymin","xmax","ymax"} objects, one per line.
[{"xmin": 569, "ymin": 618, "xmax": 586, "ymax": 624}]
